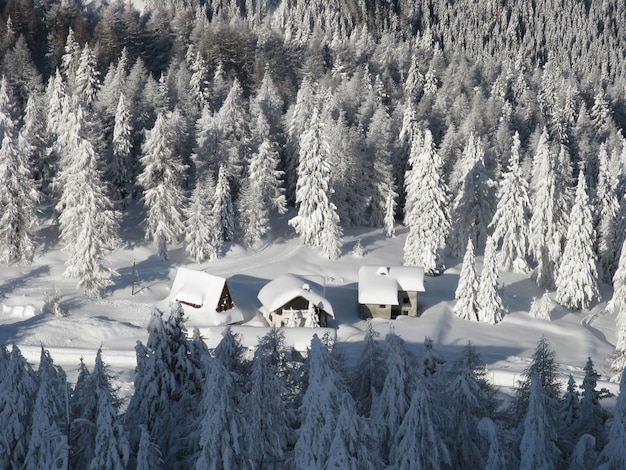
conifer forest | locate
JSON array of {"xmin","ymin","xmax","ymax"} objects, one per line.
[{"xmin": 2, "ymin": 0, "xmax": 626, "ymax": 468}]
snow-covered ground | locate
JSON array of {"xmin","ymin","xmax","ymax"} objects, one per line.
[{"xmin": 0, "ymin": 207, "xmax": 620, "ymax": 402}]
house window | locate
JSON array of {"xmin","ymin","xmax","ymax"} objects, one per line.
[
  {"xmin": 403, "ymin": 297, "xmax": 410, "ymax": 304},
  {"xmin": 379, "ymin": 305, "xmax": 386, "ymax": 308}
]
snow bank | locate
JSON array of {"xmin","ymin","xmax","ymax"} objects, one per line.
[{"xmin": 2, "ymin": 303, "xmax": 38, "ymax": 320}]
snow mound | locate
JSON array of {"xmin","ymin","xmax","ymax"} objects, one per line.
[{"xmin": 2, "ymin": 303, "xmax": 39, "ymax": 320}]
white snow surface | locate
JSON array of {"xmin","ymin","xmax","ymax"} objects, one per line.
[{"xmin": 0, "ymin": 209, "xmax": 620, "ymax": 401}]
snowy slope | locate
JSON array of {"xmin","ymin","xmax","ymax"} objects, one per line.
[{"xmin": 0, "ymin": 207, "xmax": 620, "ymax": 400}]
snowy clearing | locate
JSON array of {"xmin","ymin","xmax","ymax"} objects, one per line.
[{"xmin": 0, "ymin": 210, "xmax": 620, "ymax": 400}]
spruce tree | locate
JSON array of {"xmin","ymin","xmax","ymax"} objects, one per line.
[
  {"xmin": 595, "ymin": 371, "xmax": 626, "ymax": 470},
  {"xmin": 529, "ymin": 291, "xmax": 554, "ymax": 320},
  {"xmin": 242, "ymin": 329, "xmax": 292, "ymax": 468},
  {"xmin": 390, "ymin": 379, "xmax": 451, "ymax": 469},
  {"xmin": 450, "ymin": 133, "xmax": 496, "ymax": 255},
  {"xmin": 478, "ymin": 236, "xmax": 503, "ymax": 324},
  {"xmin": 597, "ymin": 143, "xmax": 620, "ymax": 282},
  {"xmin": 371, "ymin": 333, "xmax": 418, "ymax": 462},
  {"xmin": 137, "ymin": 111, "xmax": 187, "ymax": 261},
  {"xmin": 289, "ymin": 107, "xmax": 343, "ymax": 258},
  {"xmin": 573, "ymin": 357, "xmax": 609, "ymax": 445},
  {"xmin": 0, "ymin": 83, "xmax": 39, "ymax": 264},
  {"xmin": 513, "ymin": 337, "xmax": 561, "ymax": 423},
  {"xmin": 518, "ymin": 374, "xmax": 560, "ymax": 470},
  {"xmin": 214, "ymin": 164, "xmax": 235, "ymax": 243},
  {"xmin": 24, "ymin": 348, "xmax": 69, "ymax": 470},
  {"xmin": 195, "ymin": 356, "xmax": 245, "ymax": 470},
  {"xmin": 529, "ymin": 128, "xmax": 561, "ymax": 289},
  {"xmin": 0, "ymin": 345, "xmax": 38, "ymax": 469},
  {"xmin": 454, "ymin": 239, "xmax": 480, "ymax": 321},
  {"xmin": 238, "ymin": 136, "xmax": 286, "ymax": 247},
  {"xmin": 490, "ymin": 132, "xmax": 531, "ymax": 273},
  {"xmin": 89, "ymin": 349, "xmax": 130, "ymax": 470},
  {"xmin": 185, "ymin": 170, "xmax": 221, "ymax": 262},
  {"xmin": 555, "ymin": 173, "xmax": 599, "ymax": 310},
  {"xmin": 403, "ymin": 128, "xmax": 450, "ymax": 274},
  {"xmin": 294, "ymin": 334, "xmax": 350, "ymax": 469},
  {"xmin": 110, "ymin": 93, "xmax": 134, "ymax": 204},
  {"xmin": 444, "ymin": 343, "xmax": 500, "ymax": 468},
  {"xmin": 69, "ymin": 358, "xmax": 97, "ymax": 469},
  {"xmin": 56, "ymin": 102, "xmax": 119, "ymax": 297}
]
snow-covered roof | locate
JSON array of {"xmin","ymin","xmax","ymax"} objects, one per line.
[
  {"xmin": 358, "ymin": 265, "xmax": 425, "ymax": 305},
  {"xmin": 168, "ymin": 267, "xmax": 227, "ymax": 310},
  {"xmin": 257, "ymin": 274, "xmax": 334, "ymax": 317}
]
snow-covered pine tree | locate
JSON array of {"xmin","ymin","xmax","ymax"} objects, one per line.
[
  {"xmin": 349, "ymin": 320, "xmax": 385, "ymax": 416},
  {"xmin": 478, "ymin": 236, "xmax": 503, "ymax": 324},
  {"xmin": 325, "ymin": 390, "xmax": 379, "ymax": 470},
  {"xmin": 518, "ymin": 373, "xmax": 560, "ymax": 470},
  {"xmin": 596, "ymin": 143, "xmax": 620, "ymax": 282},
  {"xmin": 512, "ymin": 336, "xmax": 562, "ymax": 423},
  {"xmin": 45, "ymin": 68, "xmax": 66, "ymax": 140},
  {"xmin": 573, "ymin": 357, "xmax": 610, "ymax": 446},
  {"xmin": 454, "ymin": 238, "xmax": 480, "ymax": 321},
  {"xmin": 213, "ymin": 325, "xmax": 249, "ymax": 379},
  {"xmin": 137, "ymin": 111, "xmax": 187, "ymax": 261},
  {"xmin": 390, "ymin": 379, "xmax": 451, "ymax": 469},
  {"xmin": 20, "ymin": 94, "xmax": 49, "ymax": 190},
  {"xmin": 559, "ymin": 375, "xmax": 580, "ymax": 443},
  {"xmin": 608, "ymin": 241, "xmax": 626, "ymax": 380},
  {"xmin": 371, "ymin": 332, "xmax": 418, "ymax": 462},
  {"xmin": 366, "ymin": 103, "xmax": 398, "ymax": 233},
  {"xmin": 89, "ymin": 348, "xmax": 130, "ymax": 470},
  {"xmin": 555, "ymin": 172, "xmax": 599, "ymax": 310},
  {"xmin": 214, "ymin": 164, "xmax": 235, "ymax": 243},
  {"xmin": 69, "ymin": 358, "xmax": 97, "ymax": 469},
  {"xmin": 237, "ymin": 136, "xmax": 286, "ymax": 247},
  {"xmin": 529, "ymin": 128, "xmax": 561, "ymax": 289},
  {"xmin": 422, "ymin": 336, "xmax": 445, "ymax": 377},
  {"xmin": 110, "ymin": 93, "xmax": 134, "ymax": 204},
  {"xmin": 56, "ymin": 103, "xmax": 119, "ymax": 298},
  {"xmin": 443, "ymin": 343, "xmax": 500, "ymax": 468},
  {"xmin": 595, "ymin": 370, "xmax": 626, "ymax": 470},
  {"xmin": 24, "ymin": 347, "xmax": 69, "ymax": 470},
  {"xmin": 0, "ymin": 345, "xmax": 38, "ymax": 469},
  {"xmin": 289, "ymin": 107, "xmax": 343, "ymax": 258},
  {"xmin": 403, "ymin": 127, "xmax": 450, "ymax": 274},
  {"xmin": 250, "ymin": 65, "xmax": 284, "ymax": 142},
  {"xmin": 293, "ymin": 334, "xmax": 350, "ymax": 469},
  {"xmin": 569, "ymin": 434, "xmax": 597, "ymax": 470},
  {"xmin": 285, "ymin": 77, "xmax": 315, "ymax": 204},
  {"xmin": 185, "ymin": 170, "xmax": 221, "ymax": 262},
  {"xmin": 478, "ymin": 417, "xmax": 508, "ymax": 470},
  {"xmin": 136, "ymin": 424, "xmax": 163, "ymax": 470},
  {"xmin": 529, "ymin": 291, "xmax": 554, "ymax": 320},
  {"xmin": 242, "ymin": 328, "xmax": 291, "ymax": 468},
  {"xmin": 450, "ymin": 133, "xmax": 496, "ymax": 255},
  {"xmin": 491, "ymin": 131, "xmax": 531, "ymax": 273},
  {"xmin": 217, "ymin": 78, "xmax": 249, "ymax": 187},
  {"xmin": 0, "ymin": 81, "xmax": 39, "ymax": 264},
  {"xmin": 75, "ymin": 44, "xmax": 100, "ymax": 108},
  {"xmin": 195, "ymin": 354, "xmax": 246, "ymax": 470}
]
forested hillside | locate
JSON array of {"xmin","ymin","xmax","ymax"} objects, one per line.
[{"xmin": 2, "ymin": 0, "xmax": 626, "ymax": 468}]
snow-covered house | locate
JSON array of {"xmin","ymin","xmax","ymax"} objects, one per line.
[
  {"xmin": 257, "ymin": 274, "xmax": 334, "ymax": 328},
  {"xmin": 163, "ymin": 267, "xmax": 244, "ymax": 326},
  {"xmin": 358, "ymin": 265, "xmax": 425, "ymax": 319}
]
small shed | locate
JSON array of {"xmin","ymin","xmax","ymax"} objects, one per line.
[
  {"xmin": 257, "ymin": 274, "xmax": 334, "ymax": 328},
  {"xmin": 358, "ymin": 265, "xmax": 425, "ymax": 319},
  {"xmin": 169, "ymin": 267, "xmax": 234, "ymax": 312}
]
